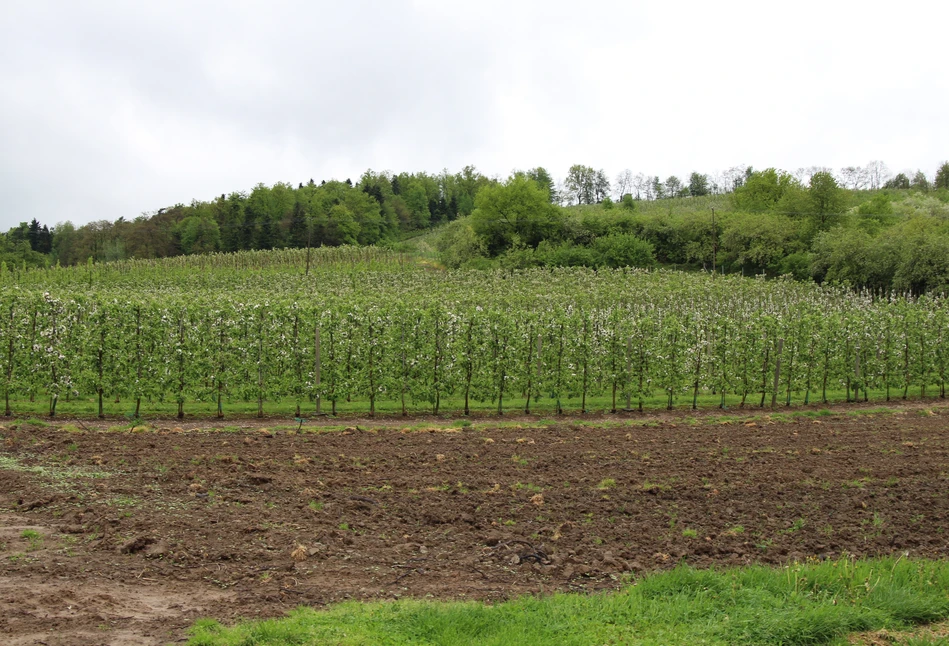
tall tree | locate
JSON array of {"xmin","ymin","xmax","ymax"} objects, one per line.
[
  {"xmin": 564, "ymin": 164, "xmax": 597, "ymax": 205},
  {"xmin": 935, "ymin": 161, "xmax": 949, "ymax": 190},
  {"xmin": 632, "ymin": 173, "xmax": 648, "ymax": 199},
  {"xmin": 470, "ymin": 174, "xmax": 563, "ymax": 255},
  {"xmin": 593, "ymin": 169, "xmax": 611, "ymax": 203},
  {"xmin": 664, "ymin": 176, "xmax": 683, "ymax": 198},
  {"xmin": 526, "ymin": 167, "xmax": 557, "ymax": 203},
  {"xmin": 838, "ymin": 166, "xmax": 868, "ymax": 190},
  {"xmin": 219, "ymin": 192, "xmax": 246, "ymax": 253},
  {"xmin": 688, "ymin": 172, "xmax": 709, "ymax": 197},
  {"xmin": 911, "ymin": 170, "xmax": 931, "ymax": 192},
  {"xmin": 403, "ymin": 182, "xmax": 431, "ymax": 229},
  {"xmin": 866, "ymin": 160, "xmax": 890, "ymax": 190},
  {"xmin": 614, "ymin": 169, "xmax": 635, "ymax": 199},
  {"xmin": 808, "ymin": 171, "xmax": 846, "ymax": 231},
  {"xmin": 37, "ymin": 225, "xmax": 52, "ymax": 254},
  {"xmin": 719, "ymin": 166, "xmax": 749, "ymax": 193},
  {"xmin": 27, "ymin": 219, "xmax": 41, "ymax": 251},
  {"xmin": 648, "ymin": 176, "xmax": 663, "ymax": 200},
  {"xmin": 884, "ymin": 173, "xmax": 911, "ymax": 190},
  {"xmin": 732, "ymin": 168, "xmax": 796, "ymax": 212}
]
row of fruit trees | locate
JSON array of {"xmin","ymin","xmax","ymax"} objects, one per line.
[{"xmin": 0, "ymin": 251, "xmax": 944, "ymax": 417}]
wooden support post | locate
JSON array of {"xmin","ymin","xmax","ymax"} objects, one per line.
[
  {"xmin": 771, "ymin": 338, "xmax": 783, "ymax": 409},
  {"xmin": 314, "ymin": 327, "xmax": 321, "ymax": 415}
]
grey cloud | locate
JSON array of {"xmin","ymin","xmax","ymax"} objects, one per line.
[
  {"xmin": 1, "ymin": 0, "xmax": 946, "ymax": 230},
  {"xmin": 0, "ymin": 1, "xmax": 497, "ymax": 227}
]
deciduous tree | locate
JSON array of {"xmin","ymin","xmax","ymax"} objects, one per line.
[
  {"xmin": 911, "ymin": 170, "xmax": 931, "ymax": 192},
  {"xmin": 808, "ymin": 171, "xmax": 846, "ymax": 231},
  {"xmin": 866, "ymin": 160, "xmax": 890, "ymax": 190},
  {"xmin": 564, "ymin": 165, "xmax": 596, "ymax": 205},
  {"xmin": 688, "ymin": 172, "xmax": 709, "ymax": 197},
  {"xmin": 470, "ymin": 175, "xmax": 563, "ymax": 255},
  {"xmin": 935, "ymin": 162, "xmax": 949, "ymax": 190},
  {"xmin": 614, "ymin": 169, "xmax": 635, "ymax": 200}
]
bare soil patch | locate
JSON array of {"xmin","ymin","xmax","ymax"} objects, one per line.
[{"xmin": 2, "ymin": 402, "xmax": 948, "ymax": 644}]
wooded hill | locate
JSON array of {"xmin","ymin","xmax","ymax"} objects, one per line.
[
  {"xmin": 436, "ymin": 164, "xmax": 949, "ymax": 294},
  {"xmin": 3, "ymin": 161, "xmax": 948, "ymax": 292}
]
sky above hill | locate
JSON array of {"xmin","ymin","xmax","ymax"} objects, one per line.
[{"xmin": 1, "ymin": 0, "xmax": 946, "ymax": 230}]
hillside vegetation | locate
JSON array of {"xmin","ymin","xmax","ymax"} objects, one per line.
[
  {"xmin": 3, "ymin": 161, "xmax": 948, "ymax": 292},
  {"xmin": 438, "ymin": 167, "xmax": 949, "ymax": 294}
]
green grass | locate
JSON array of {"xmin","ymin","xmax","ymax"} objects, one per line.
[
  {"xmin": 20, "ymin": 529, "xmax": 42, "ymax": 551},
  {"xmin": 596, "ymin": 477, "xmax": 617, "ymax": 490},
  {"xmin": 186, "ymin": 557, "xmax": 949, "ymax": 646},
  {"xmin": 0, "ymin": 387, "xmax": 943, "ymax": 420}
]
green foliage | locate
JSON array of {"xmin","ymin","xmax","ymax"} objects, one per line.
[
  {"xmin": 777, "ymin": 252, "xmax": 811, "ymax": 281},
  {"xmin": 732, "ymin": 168, "xmax": 799, "ymax": 213},
  {"xmin": 912, "ymin": 170, "xmax": 932, "ymax": 192},
  {"xmin": 935, "ymin": 162, "xmax": 949, "ymax": 190},
  {"xmin": 664, "ymin": 175, "xmax": 685, "ymax": 198},
  {"xmin": 563, "ymin": 165, "xmax": 610, "ymax": 205},
  {"xmin": 176, "ymin": 217, "xmax": 221, "ymax": 255},
  {"xmin": 721, "ymin": 212, "xmax": 801, "ymax": 274},
  {"xmin": 856, "ymin": 192, "xmax": 895, "ymax": 219},
  {"xmin": 808, "ymin": 171, "xmax": 846, "ymax": 231},
  {"xmin": 811, "ymin": 217, "xmax": 949, "ymax": 293},
  {"xmin": 688, "ymin": 172, "xmax": 710, "ymax": 197},
  {"xmin": 591, "ymin": 233, "xmax": 656, "ymax": 268},
  {"xmin": 11, "ymin": 160, "xmax": 949, "ymax": 283},
  {"xmin": 2, "ymin": 253, "xmax": 947, "ymax": 418},
  {"xmin": 470, "ymin": 175, "xmax": 563, "ymax": 255},
  {"xmin": 435, "ymin": 220, "xmax": 485, "ymax": 269},
  {"xmin": 525, "ymin": 167, "xmax": 557, "ymax": 203},
  {"xmin": 0, "ymin": 236, "xmax": 49, "ymax": 270},
  {"xmin": 186, "ymin": 557, "xmax": 949, "ymax": 645},
  {"xmin": 890, "ymin": 219, "xmax": 949, "ymax": 294},
  {"xmin": 9, "ymin": 167, "xmax": 500, "ymax": 266},
  {"xmin": 893, "ymin": 193, "xmax": 949, "ymax": 219},
  {"xmin": 530, "ymin": 241, "xmax": 592, "ymax": 268},
  {"xmin": 886, "ymin": 173, "xmax": 911, "ymax": 190}
]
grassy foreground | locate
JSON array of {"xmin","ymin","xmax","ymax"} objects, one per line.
[
  {"xmin": 3, "ymin": 386, "xmax": 941, "ymax": 420},
  {"xmin": 187, "ymin": 557, "xmax": 949, "ymax": 646}
]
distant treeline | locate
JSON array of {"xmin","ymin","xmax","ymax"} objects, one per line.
[
  {"xmin": 1, "ymin": 167, "xmax": 500, "ymax": 267},
  {"xmin": 2, "ymin": 162, "xmax": 948, "ymax": 284}
]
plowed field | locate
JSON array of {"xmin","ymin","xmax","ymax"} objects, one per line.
[{"xmin": 2, "ymin": 402, "xmax": 948, "ymax": 645}]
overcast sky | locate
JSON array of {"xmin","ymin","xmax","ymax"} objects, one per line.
[{"xmin": 1, "ymin": 0, "xmax": 946, "ymax": 231}]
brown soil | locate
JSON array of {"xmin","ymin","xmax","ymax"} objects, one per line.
[{"xmin": 2, "ymin": 401, "xmax": 949, "ymax": 645}]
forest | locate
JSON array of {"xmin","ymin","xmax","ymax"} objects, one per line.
[{"xmin": 3, "ymin": 160, "xmax": 949, "ymax": 293}]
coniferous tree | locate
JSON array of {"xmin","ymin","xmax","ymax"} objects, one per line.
[
  {"xmin": 38, "ymin": 225, "xmax": 53, "ymax": 254},
  {"xmin": 27, "ymin": 219, "xmax": 40, "ymax": 251}
]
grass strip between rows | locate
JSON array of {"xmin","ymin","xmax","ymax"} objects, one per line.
[{"xmin": 187, "ymin": 556, "xmax": 949, "ymax": 645}]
